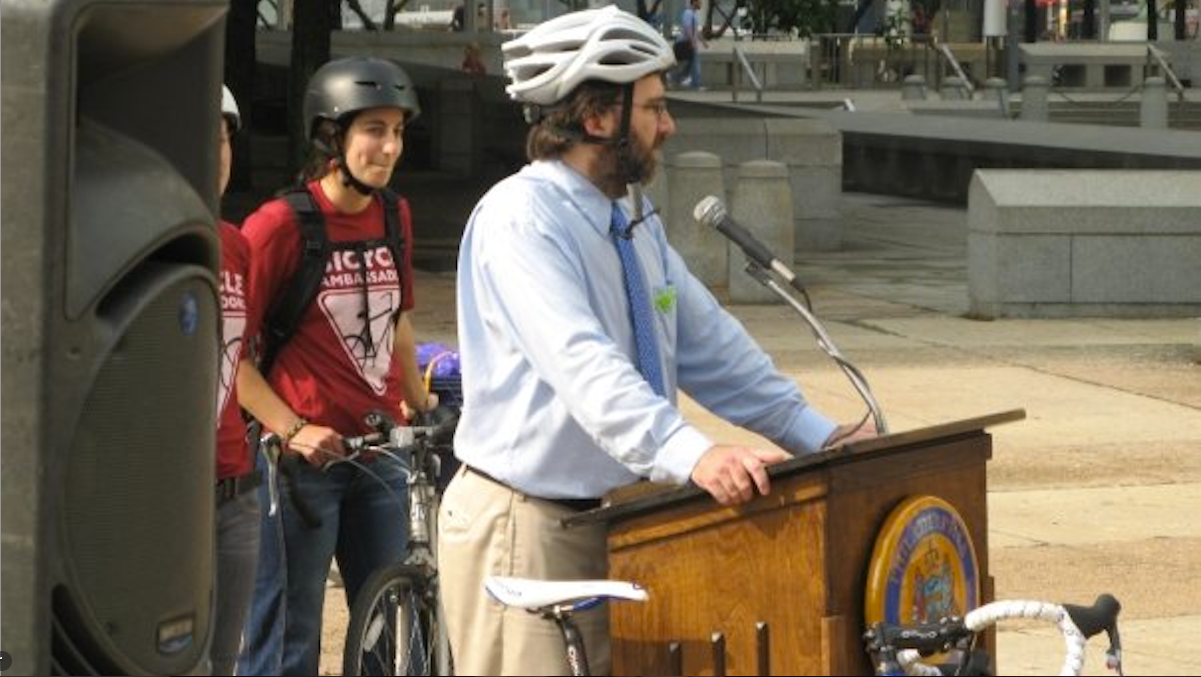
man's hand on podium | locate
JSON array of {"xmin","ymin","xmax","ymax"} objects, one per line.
[
  {"xmin": 691, "ymin": 445, "xmax": 791, "ymax": 506},
  {"xmin": 823, "ymin": 418, "xmax": 880, "ymax": 450}
]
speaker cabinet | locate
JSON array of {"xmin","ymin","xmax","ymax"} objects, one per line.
[{"xmin": 2, "ymin": 1, "xmax": 227, "ymax": 674}]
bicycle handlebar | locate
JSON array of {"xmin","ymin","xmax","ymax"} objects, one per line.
[
  {"xmin": 339, "ymin": 409, "xmax": 459, "ymax": 462},
  {"xmin": 866, "ymin": 594, "xmax": 1124, "ymax": 677}
]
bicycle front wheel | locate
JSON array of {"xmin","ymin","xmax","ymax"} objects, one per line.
[{"xmin": 343, "ymin": 564, "xmax": 449, "ymax": 676}]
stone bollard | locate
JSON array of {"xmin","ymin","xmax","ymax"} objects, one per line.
[
  {"xmin": 1019, "ymin": 75, "xmax": 1049, "ymax": 122},
  {"xmin": 984, "ymin": 77, "xmax": 1010, "ymax": 118},
  {"xmin": 1141, "ymin": 76, "xmax": 1168, "ymax": 129},
  {"xmin": 764, "ymin": 118, "xmax": 843, "ymax": 252},
  {"xmin": 729, "ymin": 161, "xmax": 793, "ymax": 304},
  {"xmin": 666, "ymin": 118, "xmax": 765, "ymax": 208},
  {"xmin": 940, "ymin": 76, "xmax": 969, "ymax": 100},
  {"xmin": 666, "ymin": 152, "xmax": 727, "ymax": 289},
  {"xmin": 902, "ymin": 74, "xmax": 928, "ymax": 101}
]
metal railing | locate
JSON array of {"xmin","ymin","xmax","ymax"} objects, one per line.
[
  {"xmin": 807, "ymin": 33, "xmax": 949, "ymax": 90},
  {"xmin": 1147, "ymin": 44, "xmax": 1187, "ymax": 112},
  {"xmin": 731, "ymin": 45, "xmax": 765, "ymax": 103},
  {"xmin": 936, "ymin": 41, "xmax": 975, "ymax": 97}
]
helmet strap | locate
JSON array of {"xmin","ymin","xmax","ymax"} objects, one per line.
[
  {"xmin": 615, "ymin": 82, "xmax": 634, "ymax": 147},
  {"xmin": 546, "ymin": 82, "xmax": 636, "ymax": 148},
  {"xmin": 337, "ymin": 154, "xmax": 378, "ymax": 196},
  {"xmin": 318, "ymin": 119, "xmax": 377, "ymax": 197}
]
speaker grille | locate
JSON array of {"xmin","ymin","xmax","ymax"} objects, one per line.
[
  {"xmin": 51, "ymin": 586, "xmax": 104, "ymax": 675},
  {"xmin": 62, "ymin": 264, "xmax": 216, "ymax": 674}
]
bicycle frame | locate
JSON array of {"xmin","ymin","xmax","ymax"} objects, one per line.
[{"xmin": 340, "ymin": 411, "xmax": 458, "ymax": 676}]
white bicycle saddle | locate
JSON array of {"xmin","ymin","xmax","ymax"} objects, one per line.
[{"xmin": 484, "ymin": 576, "xmax": 648, "ymax": 610}]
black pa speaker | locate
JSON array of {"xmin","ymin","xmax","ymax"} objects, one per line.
[{"xmin": 2, "ymin": 1, "xmax": 227, "ymax": 674}]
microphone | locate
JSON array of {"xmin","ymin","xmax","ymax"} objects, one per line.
[
  {"xmin": 693, "ymin": 195, "xmax": 800, "ymax": 289},
  {"xmin": 693, "ymin": 198, "xmax": 887, "ymax": 434}
]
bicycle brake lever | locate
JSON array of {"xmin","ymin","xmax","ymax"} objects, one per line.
[
  {"xmin": 364, "ymin": 410, "xmax": 398, "ymax": 434},
  {"xmin": 320, "ymin": 432, "xmax": 375, "ymax": 472},
  {"xmin": 1063, "ymin": 593, "xmax": 1121, "ymax": 639},
  {"xmin": 1105, "ymin": 623, "xmax": 1123, "ymax": 676},
  {"xmin": 321, "ymin": 444, "xmax": 366, "ymax": 471}
]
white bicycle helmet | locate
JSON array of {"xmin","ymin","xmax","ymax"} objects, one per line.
[
  {"xmin": 503, "ymin": 5, "xmax": 675, "ymax": 106},
  {"xmin": 221, "ymin": 85, "xmax": 241, "ymax": 132}
]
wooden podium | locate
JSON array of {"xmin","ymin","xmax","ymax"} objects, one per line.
[{"xmin": 567, "ymin": 410, "xmax": 1024, "ymax": 676}]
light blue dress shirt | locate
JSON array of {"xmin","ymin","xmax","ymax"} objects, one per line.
[{"xmin": 454, "ymin": 159, "xmax": 837, "ymax": 499}]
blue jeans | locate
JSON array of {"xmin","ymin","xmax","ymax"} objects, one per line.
[
  {"xmin": 278, "ymin": 455, "xmax": 410, "ymax": 676},
  {"xmin": 236, "ymin": 449, "xmax": 286, "ymax": 676},
  {"xmin": 673, "ymin": 42, "xmax": 702, "ymax": 88},
  {"xmin": 212, "ymin": 487, "xmax": 261, "ymax": 675},
  {"xmin": 685, "ymin": 49, "xmax": 702, "ymax": 88}
]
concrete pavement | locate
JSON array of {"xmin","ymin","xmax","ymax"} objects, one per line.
[{"xmin": 321, "ymin": 191, "xmax": 1201, "ymax": 675}]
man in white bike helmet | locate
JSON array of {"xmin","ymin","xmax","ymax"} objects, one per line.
[
  {"xmin": 441, "ymin": 7, "xmax": 876, "ymax": 675},
  {"xmin": 503, "ymin": 4, "xmax": 677, "ymax": 190}
]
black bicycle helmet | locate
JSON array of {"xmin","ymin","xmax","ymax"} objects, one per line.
[{"xmin": 303, "ymin": 56, "xmax": 421, "ymax": 140}]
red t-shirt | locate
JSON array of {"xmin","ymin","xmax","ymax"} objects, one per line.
[
  {"xmin": 216, "ymin": 221, "xmax": 255, "ymax": 479},
  {"xmin": 243, "ymin": 181, "xmax": 415, "ymax": 437}
]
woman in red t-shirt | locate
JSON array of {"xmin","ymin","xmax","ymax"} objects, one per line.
[{"xmin": 236, "ymin": 57, "xmax": 437, "ymax": 676}]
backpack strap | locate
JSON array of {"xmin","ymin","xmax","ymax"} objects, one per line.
[
  {"xmin": 259, "ymin": 189, "xmax": 328, "ymax": 375},
  {"xmin": 379, "ymin": 189, "xmax": 407, "ymax": 315},
  {"xmin": 258, "ymin": 188, "xmax": 408, "ymax": 375},
  {"xmin": 380, "ymin": 188, "xmax": 407, "ymax": 282}
]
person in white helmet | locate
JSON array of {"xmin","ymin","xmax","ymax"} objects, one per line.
[
  {"xmin": 439, "ymin": 6, "xmax": 876, "ymax": 674},
  {"xmin": 212, "ymin": 84, "xmax": 261, "ymax": 676}
]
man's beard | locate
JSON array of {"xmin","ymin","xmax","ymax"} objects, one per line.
[{"xmin": 599, "ymin": 132, "xmax": 659, "ymax": 195}]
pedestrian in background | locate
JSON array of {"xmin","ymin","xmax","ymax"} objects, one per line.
[{"xmin": 673, "ymin": 0, "xmax": 707, "ymax": 89}]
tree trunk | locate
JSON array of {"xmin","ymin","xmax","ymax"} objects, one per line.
[
  {"xmin": 224, "ymin": 0, "xmax": 257, "ymax": 192},
  {"xmin": 346, "ymin": 0, "xmax": 377, "ymax": 30},
  {"xmin": 385, "ymin": 0, "xmax": 414, "ymax": 30},
  {"xmin": 1081, "ymin": 0, "xmax": 1095, "ymax": 39},
  {"xmin": 385, "ymin": 0, "xmax": 398, "ymax": 30},
  {"xmin": 288, "ymin": 0, "xmax": 334, "ymax": 178},
  {"xmin": 847, "ymin": 0, "xmax": 875, "ymax": 33}
]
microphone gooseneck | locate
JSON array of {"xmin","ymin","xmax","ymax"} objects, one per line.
[{"xmin": 693, "ymin": 195, "xmax": 889, "ymax": 437}]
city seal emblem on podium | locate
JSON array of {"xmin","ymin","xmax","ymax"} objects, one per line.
[{"xmin": 864, "ymin": 495, "xmax": 980, "ymax": 630}]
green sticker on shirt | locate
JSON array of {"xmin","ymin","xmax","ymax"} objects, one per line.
[{"xmin": 654, "ymin": 285, "xmax": 677, "ymax": 314}]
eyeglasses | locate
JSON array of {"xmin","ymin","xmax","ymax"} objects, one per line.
[{"xmin": 633, "ymin": 100, "xmax": 670, "ymax": 120}]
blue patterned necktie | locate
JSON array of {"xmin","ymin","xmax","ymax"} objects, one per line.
[{"xmin": 610, "ymin": 202, "xmax": 665, "ymax": 397}]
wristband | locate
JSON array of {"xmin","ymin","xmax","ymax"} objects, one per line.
[{"xmin": 283, "ymin": 417, "xmax": 308, "ymax": 444}]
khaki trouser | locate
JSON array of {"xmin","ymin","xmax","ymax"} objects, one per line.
[{"xmin": 438, "ymin": 466, "xmax": 610, "ymax": 676}]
